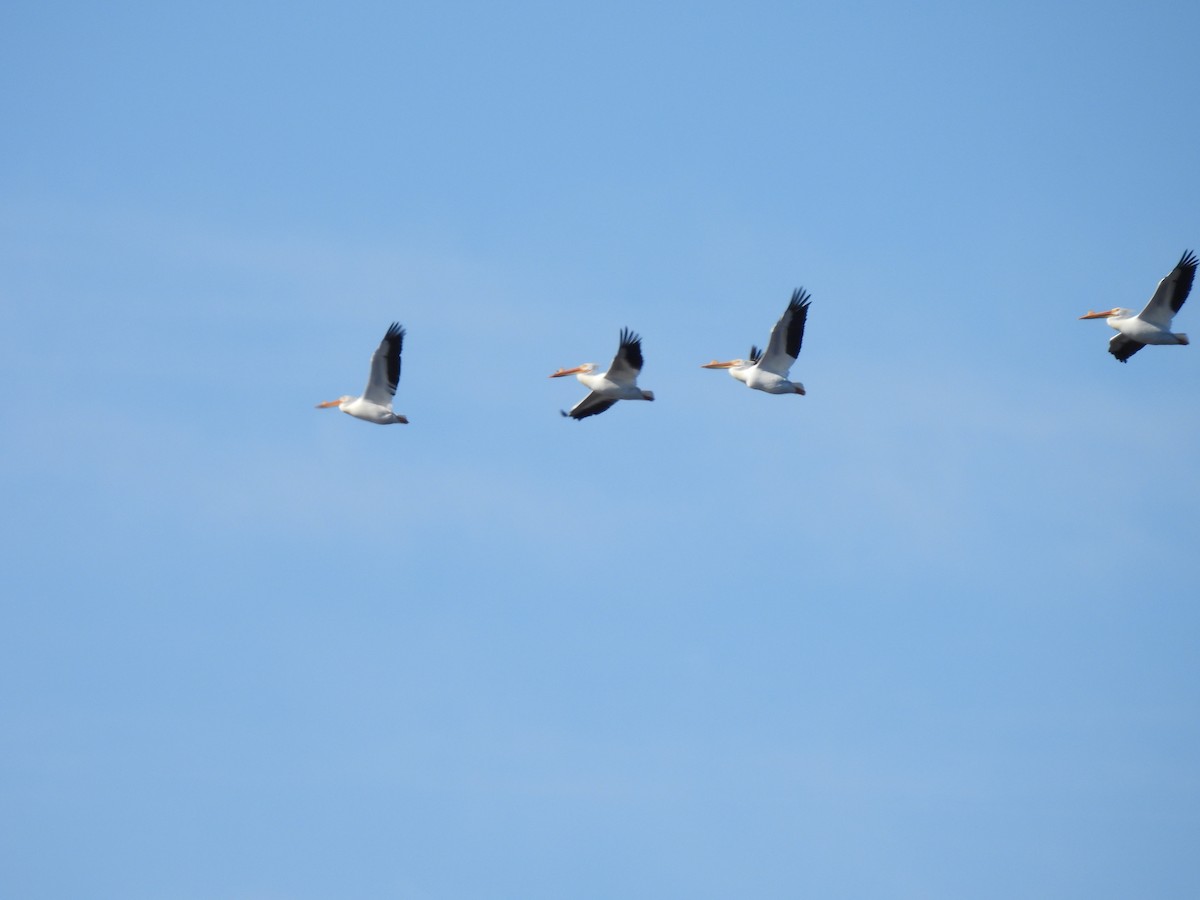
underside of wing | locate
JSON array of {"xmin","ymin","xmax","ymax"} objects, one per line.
[
  {"xmin": 563, "ymin": 391, "xmax": 617, "ymax": 420},
  {"xmin": 1109, "ymin": 332, "xmax": 1144, "ymax": 363},
  {"xmin": 1139, "ymin": 250, "xmax": 1197, "ymax": 326},
  {"xmin": 759, "ymin": 288, "xmax": 810, "ymax": 375},
  {"xmin": 605, "ymin": 327, "xmax": 644, "ymax": 386},
  {"xmin": 362, "ymin": 322, "xmax": 404, "ymax": 404}
]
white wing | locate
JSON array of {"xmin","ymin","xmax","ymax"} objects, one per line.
[
  {"xmin": 361, "ymin": 322, "xmax": 404, "ymax": 405},
  {"xmin": 1108, "ymin": 332, "xmax": 1144, "ymax": 363},
  {"xmin": 604, "ymin": 328, "xmax": 644, "ymax": 387},
  {"xmin": 757, "ymin": 288, "xmax": 810, "ymax": 376},
  {"xmin": 562, "ymin": 392, "xmax": 618, "ymax": 420},
  {"xmin": 1137, "ymin": 250, "xmax": 1196, "ymax": 328}
]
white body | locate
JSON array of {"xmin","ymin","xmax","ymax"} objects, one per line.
[
  {"xmin": 573, "ymin": 369, "xmax": 652, "ymax": 401},
  {"xmin": 333, "ymin": 395, "xmax": 408, "ymax": 424},
  {"xmin": 726, "ymin": 363, "xmax": 804, "ymax": 395},
  {"xmin": 1101, "ymin": 311, "xmax": 1187, "ymax": 346}
]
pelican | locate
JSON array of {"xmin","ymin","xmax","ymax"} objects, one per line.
[
  {"xmin": 550, "ymin": 328, "xmax": 655, "ymax": 420},
  {"xmin": 702, "ymin": 288, "xmax": 811, "ymax": 394},
  {"xmin": 1080, "ymin": 250, "xmax": 1196, "ymax": 362},
  {"xmin": 316, "ymin": 322, "xmax": 409, "ymax": 424}
]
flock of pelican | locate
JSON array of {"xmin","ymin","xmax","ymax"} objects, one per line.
[{"xmin": 318, "ymin": 250, "xmax": 1196, "ymax": 424}]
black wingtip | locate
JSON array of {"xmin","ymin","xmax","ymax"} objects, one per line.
[
  {"xmin": 789, "ymin": 287, "xmax": 812, "ymax": 309},
  {"xmin": 616, "ymin": 327, "xmax": 645, "ymax": 372}
]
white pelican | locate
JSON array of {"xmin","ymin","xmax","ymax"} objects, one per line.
[
  {"xmin": 316, "ymin": 322, "xmax": 409, "ymax": 424},
  {"xmin": 550, "ymin": 328, "xmax": 655, "ymax": 420},
  {"xmin": 1080, "ymin": 250, "xmax": 1196, "ymax": 362},
  {"xmin": 702, "ymin": 288, "xmax": 811, "ymax": 394}
]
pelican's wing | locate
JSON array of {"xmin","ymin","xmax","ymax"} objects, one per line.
[
  {"xmin": 362, "ymin": 322, "xmax": 404, "ymax": 404},
  {"xmin": 1109, "ymin": 333, "xmax": 1145, "ymax": 363},
  {"xmin": 604, "ymin": 328, "xmax": 644, "ymax": 387},
  {"xmin": 1137, "ymin": 250, "xmax": 1197, "ymax": 328},
  {"xmin": 748, "ymin": 345, "xmax": 763, "ymax": 364},
  {"xmin": 562, "ymin": 392, "xmax": 617, "ymax": 420},
  {"xmin": 757, "ymin": 288, "xmax": 810, "ymax": 376}
]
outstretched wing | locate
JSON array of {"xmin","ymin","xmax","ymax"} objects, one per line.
[
  {"xmin": 1138, "ymin": 250, "xmax": 1197, "ymax": 328},
  {"xmin": 1109, "ymin": 333, "xmax": 1144, "ymax": 363},
  {"xmin": 748, "ymin": 345, "xmax": 763, "ymax": 364},
  {"xmin": 757, "ymin": 288, "xmax": 810, "ymax": 376},
  {"xmin": 604, "ymin": 328, "xmax": 644, "ymax": 387},
  {"xmin": 362, "ymin": 322, "xmax": 404, "ymax": 404},
  {"xmin": 562, "ymin": 392, "xmax": 617, "ymax": 420}
]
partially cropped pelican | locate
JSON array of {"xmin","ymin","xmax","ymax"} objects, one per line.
[
  {"xmin": 702, "ymin": 288, "xmax": 811, "ymax": 394},
  {"xmin": 550, "ymin": 328, "xmax": 655, "ymax": 420},
  {"xmin": 316, "ymin": 322, "xmax": 409, "ymax": 424},
  {"xmin": 1080, "ymin": 250, "xmax": 1196, "ymax": 362}
]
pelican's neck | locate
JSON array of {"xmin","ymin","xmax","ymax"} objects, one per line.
[
  {"xmin": 576, "ymin": 369, "xmax": 603, "ymax": 389},
  {"xmin": 730, "ymin": 365, "xmax": 753, "ymax": 385},
  {"xmin": 1108, "ymin": 309, "xmax": 1135, "ymax": 330}
]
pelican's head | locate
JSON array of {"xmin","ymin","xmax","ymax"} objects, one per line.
[
  {"xmin": 1079, "ymin": 308, "xmax": 1129, "ymax": 320},
  {"xmin": 549, "ymin": 363, "xmax": 597, "ymax": 378},
  {"xmin": 316, "ymin": 395, "xmax": 353, "ymax": 409},
  {"xmin": 701, "ymin": 359, "xmax": 746, "ymax": 369}
]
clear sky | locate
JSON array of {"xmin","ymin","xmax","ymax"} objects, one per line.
[{"xmin": 3, "ymin": 1, "xmax": 1200, "ymax": 897}]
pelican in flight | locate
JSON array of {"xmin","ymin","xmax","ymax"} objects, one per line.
[
  {"xmin": 1080, "ymin": 250, "xmax": 1196, "ymax": 362},
  {"xmin": 316, "ymin": 322, "xmax": 409, "ymax": 424},
  {"xmin": 550, "ymin": 328, "xmax": 655, "ymax": 420},
  {"xmin": 702, "ymin": 288, "xmax": 811, "ymax": 394}
]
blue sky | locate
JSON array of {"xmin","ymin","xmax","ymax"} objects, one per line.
[{"xmin": 3, "ymin": 1, "xmax": 1200, "ymax": 897}]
